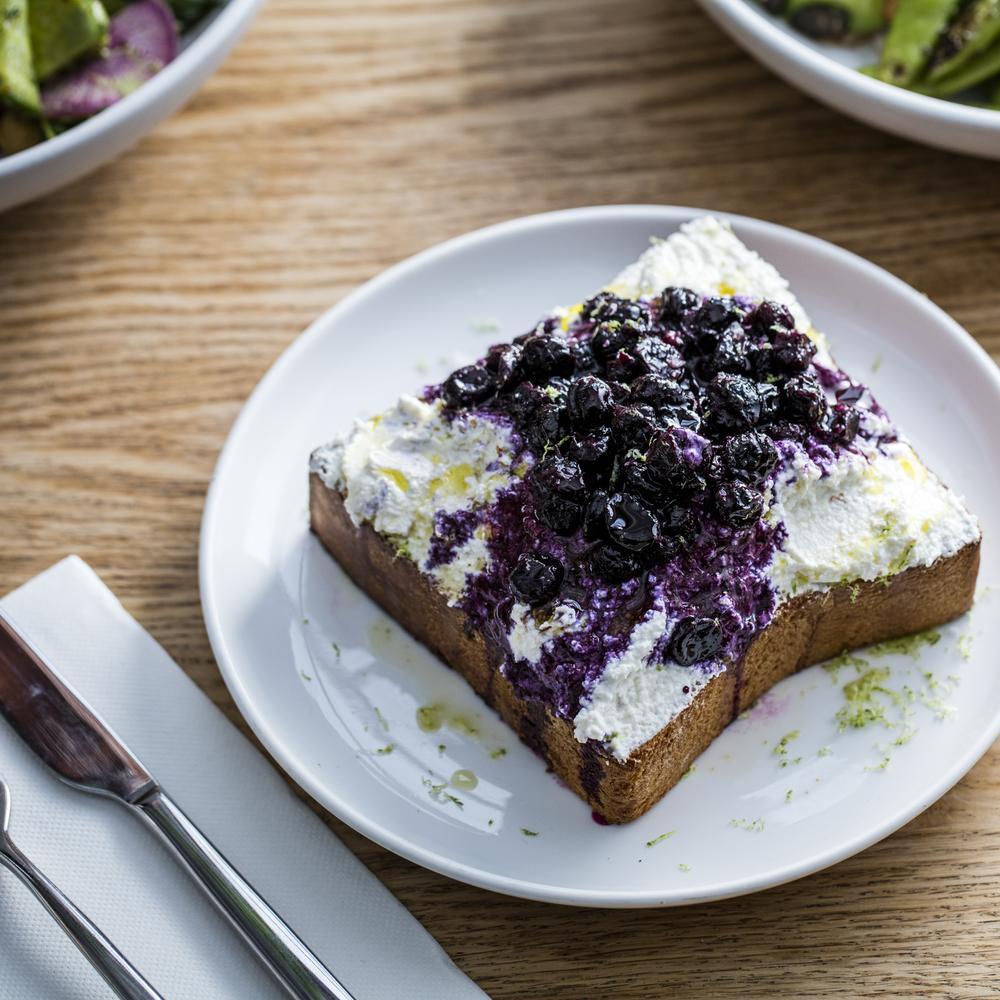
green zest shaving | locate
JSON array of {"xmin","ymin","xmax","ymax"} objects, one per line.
[
  {"xmin": 836, "ymin": 667, "xmax": 896, "ymax": 730},
  {"xmin": 774, "ymin": 730, "xmax": 801, "ymax": 766},
  {"xmin": 868, "ymin": 628, "xmax": 941, "ymax": 659},
  {"xmin": 645, "ymin": 831, "xmax": 676, "ymax": 848}
]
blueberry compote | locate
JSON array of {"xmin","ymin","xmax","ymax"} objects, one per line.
[{"xmin": 427, "ymin": 289, "xmax": 870, "ymax": 729}]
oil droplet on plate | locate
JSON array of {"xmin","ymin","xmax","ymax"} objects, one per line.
[{"xmin": 451, "ymin": 769, "xmax": 478, "ymax": 791}]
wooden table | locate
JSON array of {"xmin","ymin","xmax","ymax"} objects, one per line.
[{"xmin": 3, "ymin": 1, "xmax": 999, "ymax": 995}]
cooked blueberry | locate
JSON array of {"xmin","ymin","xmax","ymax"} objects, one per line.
[
  {"xmin": 764, "ymin": 420, "xmax": 807, "ymax": 442},
  {"xmin": 711, "ymin": 324, "xmax": 750, "ymax": 374},
  {"xmin": 590, "ymin": 543, "xmax": 644, "ymax": 583},
  {"xmin": 701, "ymin": 444, "xmax": 727, "ymax": 484},
  {"xmin": 620, "ymin": 457, "xmax": 662, "ymax": 504},
  {"xmin": 658, "ymin": 287, "xmax": 701, "ymax": 324},
  {"xmin": 604, "ymin": 347, "xmax": 644, "ymax": 384},
  {"xmin": 661, "ymin": 502, "xmax": 697, "ymax": 543},
  {"xmin": 782, "ymin": 373, "xmax": 827, "ymax": 425},
  {"xmin": 646, "ymin": 426, "xmax": 707, "ymax": 495},
  {"xmin": 442, "ymin": 365, "xmax": 495, "ymax": 407},
  {"xmin": 526, "ymin": 402, "xmax": 567, "ymax": 453},
  {"xmin": 535, "ymin": 496, "xmax": 583, "ymax": 535},
  {"xmin": 722, "ymin": 431, "xmax": 779, "ymax": 486},
  {"xmin": 521, "ymin": 333, "xmax": 576, "ymax": 381},
  {"xmin": 633, "ymin": 337, "xmax": 685, "ymax": 377},
  {"xmin": 545, "ymin": 376, "xmax": 572, "ymax": 407},
  {"xmin": 706, "ymin": 374, "xmax": 779, "ymax": 429},
  {"xmin": 509, "ymin": 553, "xmax": 564, "ymax": 606},
  {"xmin": 660, "ymin": 405, "xmax": 702, "ymax": 433},
  {"xmin": 694, "ymin": 297, "xmax": 742, "ymax": 332},
  {"xmin": 584, "ymin": 293, "xmax": 646, "ymax": 325},
  {"xmin": 604, "ymin": 492, "xmax": 660, "ymax": 551},
  {"xmin": 630, "ymin": 374, "xmax": 695, "ymax": 409},
  {"xmin": 568, "ymin": 427, "xmax": 615, "ymax": 475},
  {"xmin": 567, "ymin": 375, "xmax": 613, "ymax": 427},
  {"xmin": 745, "ymin": 341, "xmax": 774, "ymax": 378},
  {"xmin": 484, "ymin": 344, "xmax": 523, "ymax": 389},
  {"xmin": 506, "ymin": 381, "xmax": 546, "ymax": 423},
  {"xmin": 590, "ymin": 321, "xmax": 628, "ymax": 363},
  {"xmin": 668, "ymin": 616, "xmax": 723, "ymax": 665},
  {"xmin": 827, "ymin": 402, "xmax": 860, "ymax": 445},
  {"xmin": 572, "ymin": 340, "xmax": 600, "ymax": 374},
  {"xmin": 749, "ymin": 301, "xmax": 795, "ymax": 339},
  {"xmin": 530, "ymin": 455, "xmax": 587, "ymax": 503},
  {"xmin": 714, "ymin": 480, "xmax": 765, "ymax": 529},
  {"xmin": 611, "ymin": 404, "xmax": 660, "ymax": 450},
  {"xmin": 607, "ymin": 379, "xmax": 632, "ymax": 403},
  {"xmin": 583, "ymin": 489, "xmax": 610, "ymax": 541},
  {"xmin": 770, "ymin": 328, "xmax": 816, "ymax": 373}
]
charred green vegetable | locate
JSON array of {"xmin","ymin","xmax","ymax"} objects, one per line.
[
  {"xmin": 927, "ymin": 0, "xmax": 1000, "ymax": 82},
  {"xmin": 29, "ymin": 0, "xmax": 109, "ymax": 81},
  {"xmin": 0, "ymin": 2, "xmax": 40, "ymax": 113},
  {"xmin": 786, "ymin": 0, "xmax": 886, "ymax": 39},
  {"xmin": 876, "ymin": 0, "xmax": 962, "ymax": 84},
  {"xmin": 924, "ymin": 34, "xmax": 1000, "ymax": 93}
]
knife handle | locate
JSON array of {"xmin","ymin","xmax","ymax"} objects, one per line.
[
  {"xmin": 132, "ymin": 789, "xmax": 356, "ymax": 1000},
  {"xmin": 0, "ymin": 839, "xmax": 164, "ymax": 1000}
]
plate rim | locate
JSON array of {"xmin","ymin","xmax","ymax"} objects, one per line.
[{"xmin": 200, "ymin": 204, "xmax": 1000, "ymax": 906}]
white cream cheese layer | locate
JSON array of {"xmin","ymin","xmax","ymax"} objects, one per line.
[
  {"xmin": 768, "ymin": 440, "xmax": 979, "ymax": 595},
  {"xmin": 572, "ymin": 611, "xmax": 726, "ymax": 760},
  {"xmin": 310, "ymin": 394, "xmax": 515, "ymax": 602}
]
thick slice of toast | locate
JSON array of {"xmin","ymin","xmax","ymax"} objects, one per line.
[
  {"xmin": 308, "ymin": 218, "xmax": 981, "ymax": 823},
  {"xmin": 311, "ymin": 474, "xmax": 979, "ymax": 823}
]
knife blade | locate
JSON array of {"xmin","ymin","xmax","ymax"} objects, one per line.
[{"xmin": 0, "ymin": 610, "xmax": 357, "ymax": 1000}]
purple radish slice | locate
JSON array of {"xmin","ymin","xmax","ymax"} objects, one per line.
[{"xmin": 41, "ymin": 0, "xmax": 178, "ymax": 120}]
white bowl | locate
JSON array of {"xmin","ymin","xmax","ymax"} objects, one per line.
[
  {"xmin": 700, "ymin": 0, "xmax": 1000, "ymax": 159},
  {"xmin": 0, "ymin": 0, "xmax": 263, "ymax": 213}
]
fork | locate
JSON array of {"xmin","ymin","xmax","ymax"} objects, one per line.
[{"xmin": 0, "ymin": 777, "xmax": 163, "ymax": 1000}]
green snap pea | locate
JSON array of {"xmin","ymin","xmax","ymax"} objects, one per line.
[
  {"xmin": 923, "ymin": 37, "xmax": 1000, "ymax": 93},
  {"xmin": 875, "ymin": 0, "xmax": 962, "ymax": 85},
  {"xmin": 926, "ymin": 0, "xmax": 1000, "ymax": 82},
  {"xmin": 0, "ymin": 1, "xmax": 40, "ymax": 115},
  {"xmin": 785, "ymin": 0, "xmax": 886, "ymax": 39}
]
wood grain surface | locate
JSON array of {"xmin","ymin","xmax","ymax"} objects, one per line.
[{"xmin": 2, "ymin": 1, "xmax": 1000, "ymax": 996}]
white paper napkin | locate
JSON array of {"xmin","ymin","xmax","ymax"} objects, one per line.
[{"xmin": 0, "ymin": 556, "xmax": 488, "ymax": 1000}]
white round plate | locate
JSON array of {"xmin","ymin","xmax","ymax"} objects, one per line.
[
  {"xmin": 699, "ymin": 0, "xmax": 1000, "ymax": 159},
  {"xmin": 201, "ymin": 206, "xmax": 1000, "ymax": 907},
  {"xmin": 0, "ymin": 0, "xmax": 263, "ymax": 213}
]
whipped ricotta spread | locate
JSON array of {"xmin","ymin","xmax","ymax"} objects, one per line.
[
  {"xmin": 768, "ymin": 439, "xmax": 979, "ymax": 595},
  {"xmin": 572, "ymin": 610, "xmax": 725, "ymax": 759},
  {"xmin": 310, "ymin": 393, "xmax": 515, "ymax": 601},
  {"xmin": 314, "ymin": 216, "xmax": 980, "ymax": 762}
]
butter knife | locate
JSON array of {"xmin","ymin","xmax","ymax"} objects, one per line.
[{"xmin": 0, "ymin": 612, "xmax": 356, "ymax": 1000}]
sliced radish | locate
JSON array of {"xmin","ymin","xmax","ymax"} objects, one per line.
[{"xmin": 41, "ymin": 0, "xmax": 178, "ymax": 120}]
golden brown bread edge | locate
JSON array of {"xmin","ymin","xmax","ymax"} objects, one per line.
[{"xmin": 310, "ymin": 472, "xmax": 980, "ymax": 823}]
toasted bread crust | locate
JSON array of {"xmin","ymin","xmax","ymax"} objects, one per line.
[{"xmin": 310, "ymin": 472, "xmax": 980, "ymax": 823}]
